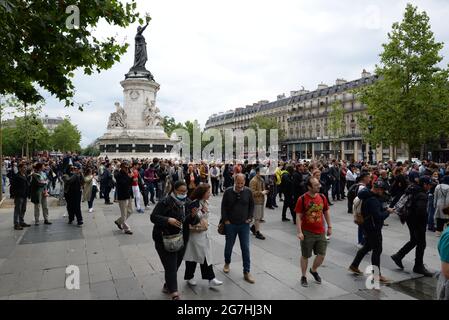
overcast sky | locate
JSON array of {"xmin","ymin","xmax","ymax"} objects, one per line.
[{"xmin": 31, "ymin": 0, "xmax": 449, "ymax": 147}]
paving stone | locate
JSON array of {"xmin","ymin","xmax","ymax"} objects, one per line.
[
  {"xmin": 89, "ymin": 280, "xmax": 118, "ymax": 300},
  {"xmin": 88, "ymin": 262, "xmax": 113, "ymax": 283}
]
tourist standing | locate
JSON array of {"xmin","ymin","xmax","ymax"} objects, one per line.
[
  {"xmin": 102, "ymin": 163, "xmax": 114, "ymax": 205},
  {"xmin": 210, "ymin": 163, "xmax": 220, "ymax": 196},
  {"xmin": 183, "ymin": 184, "xmax": 223, "ymax": 287},
  {"xmin": 221, "ymin": 174, "xmax": 255, "ymax": 284},
  {"xmin": 64, "ymin": 164, "xmax": 84, "ymax": 226},
  {"xmin": 434, "ymin": 175, "xmax": 449, "ymax": 236},
  {"xmin": 30, "ymin": 163, "xmax": 52, "ymax": 226},
  {"xmin": 131, "ymin": 162, "xmax": 144, "ymax": 213},
  {"xmin": 11, "ymin": 163, "xmax": 31, "ymax": 230},
  {"xmin": 83, "ymin": 168, "xmax": 94, "ymax": 212},
  {"xmin": 144, "ymin": 163, "xmax": 158, "ymax": 204}
]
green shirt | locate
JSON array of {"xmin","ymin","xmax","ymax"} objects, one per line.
[{"xmin": 438, "ymin": 227, "xmax": 449, "ymax": 263}]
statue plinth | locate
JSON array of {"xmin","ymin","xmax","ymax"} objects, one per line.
[{"xmin": 98, "ymin": 76, "xmax": 180, "ymax": 159}]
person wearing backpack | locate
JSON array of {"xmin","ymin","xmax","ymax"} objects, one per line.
[
  {"xmin": 391, "ymin": 176, "xmax": 434, "ymax": 277},
  {"xmin": 348, "ymin": 180, "xmax": 394, "ymax": 283},
  {"xmin": 295, "ymin": 177, "xmax": 332, "ymax": 287}
]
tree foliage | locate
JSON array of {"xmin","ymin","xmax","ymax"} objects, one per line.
[
  {"xmin": 51, "ymin": 118, "xmax": 82, "ymax": 152},
  {"xmin": 249, "ymin": 116, "xmax": 285, "ymax": 141},
  {"xmin": 357, "ymin": 4, "xmax": 449, "ymax": 158},
  {"xmin": 0, "ymin": 0, "xmax": 141, "ymax": 108}
]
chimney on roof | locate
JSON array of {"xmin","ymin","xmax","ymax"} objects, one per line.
[
  {"xmin": 336, "ymin": 78, "xmax": 347, "ymax": 85},
  {"xmin": 298, "ymin": 86, "xmax": 309, "ymax": 95},
  {"xmin": 317, "ymin": 83, "xmax": 328, "ymax": 90},
  {"xmin": 277, "ymin": 93, "xmax": 286, "ymax": 100},
  {"xmin": 362, "ymin": 69, "xmax": 371, "ymax": 78}
]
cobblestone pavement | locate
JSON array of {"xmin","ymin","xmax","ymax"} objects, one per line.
[{"xmin": 0, "ymin": 192, "xmax": 440, "ymax": 300}]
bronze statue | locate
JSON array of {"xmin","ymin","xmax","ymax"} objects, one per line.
[{"xmin": 132, "ymin": 22, "xmax": 149, "ymax": 69}]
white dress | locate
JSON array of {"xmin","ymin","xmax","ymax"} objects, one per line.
[{"xmin": 183, "ymin": 201, "xmax": 214, "ymax": 265}]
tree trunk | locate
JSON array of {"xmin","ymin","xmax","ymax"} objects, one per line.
[{"xmin": 420, "ymin": 144, "xmax": 425, "ymax": 160}]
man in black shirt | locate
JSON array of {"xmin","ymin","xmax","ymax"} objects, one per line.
[{"xmin": 221, "ymin": 174, "xmax": 255, "ymax": 284}]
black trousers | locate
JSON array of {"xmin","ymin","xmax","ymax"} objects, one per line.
[
  {"xmin": 351, "ymin": 229, "xmax": 383, "ymax": 274},
  {"xmin": 155, "ymin": 241, "xmax": 186, "ymax": 294},
  {"xmin": 87, "ymin": 185, "xmax": 98, "ymax": 209},
  {"xmin": 282, "ymin": 195, "xmax": 296, "ymax": 222},
  {"xmin": 340, "ymin": 178, "xmax": 346, "ymax": 198},
  {"xmin": 66, "ymin": 192, "xmax": 83, "ymax": 223},
  {"xmin": 141, "ymin": 187, "xmax": 149, "ymax": 207},
  {"xmin": 104, "ymin": 185, "xmax": 112, "ymax": 203},
  {"xmin": 437, "ymin": 218, "xmax": 449, "ymax": 232},
  {"xmin": 211, "ymin": 178, "xmax": 219, "ymax": 195},
  {"xmin": 395, "ymin": 219, "xmax": 426, "ymax": 267},
  {"xmin": 184, "ymin": 259, "xmax": 215, "ymax": 281}
]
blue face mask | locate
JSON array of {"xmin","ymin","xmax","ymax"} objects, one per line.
[{"xmin": 176, "ymin": 194, "xmax": 187, "ymax": 201}]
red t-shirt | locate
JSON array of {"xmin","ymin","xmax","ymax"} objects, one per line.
[
  {"xmin": 295, "ymin": 192, "xmax": 329, "ymax": 234},
  {"xmin": 132, "ymin": 169, "xmax": 139, "ymax": 187}
]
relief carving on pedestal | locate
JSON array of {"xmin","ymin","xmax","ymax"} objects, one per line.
[
  {"xmin": 143, "ymin": 98, "xmax": 162, "ymax": 127},
  {"xmin": 107, "ymin": 102, "xmax": 128, "ymax": 129}
]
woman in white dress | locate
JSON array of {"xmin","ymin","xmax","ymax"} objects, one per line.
[{"xmin": 183, "ymin": 183, "xmax": 223, "ymax": 287}]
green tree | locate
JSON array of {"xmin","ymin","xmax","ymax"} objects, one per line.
[
  {"xmin": 357, "ymin": 4, "xmax": 449, "ymax": 160},
  {"xmin": 0, "ymin": 1, "xmax": 142, "ymax": 108},
  {"xmin": 249, "ymin": 116, "xmax": 285, "ymax": 141},
  {"xmin": 161, "ymin": 116, "xmax": 184, "ymax": 136},
  {"xmin": 328, "ymin": 101, "xmax": 345, "ymax": 159},
  {"xmin": 51, "ymin": 118, "xmax": 82, "ymax": 152},
  {"xmin": 82, "ymin": 145, "xmax": 100, "ymax": 157}
]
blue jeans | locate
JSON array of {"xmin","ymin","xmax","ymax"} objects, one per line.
[
  {"xmin": 224, "ymin": 223, "xmax": 251, "ymax": 273},
  {"xmin": 427, "ymin": 193, "xmax": 436, "ymax": 230},
  {"xmin": 358, "ymin": 225, "xmax": 366, "ymax": 245},
  {"xmin": 2, "ymin": 175, "xmax": 6, "ymax": 193}
]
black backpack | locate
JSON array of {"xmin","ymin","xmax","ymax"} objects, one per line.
[{"xmin": 347, "ymin": 183, "xmax": 362, "ymax": 204}]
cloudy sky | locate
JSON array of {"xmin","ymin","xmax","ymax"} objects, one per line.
[{"xmin": 33, "ymin": 0, "xmax": 449, "ymax": 147}]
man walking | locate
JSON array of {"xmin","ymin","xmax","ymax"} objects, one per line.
[
  {"xmin": 221, "ymin": 174, "xmax": 255, "ymax": 283},
  {"xmin": 210, "ymin": 163, "xmax": 219, "ymax": 196},
  {"xmin": 281, "ymin": 165, "xmax": 296, "ymax": 223},
  {"xmin": 295, "ymin": 177, "xmax": 332, "ymax": 287},
  {"xmin": 11, "ymin": 163, "xmax": 31, "ymax": 230},
  {"xmin": 102, "ymin": 163, "xmax": 114, "ymax": 205},
  {"xmin": 64, "ymin": 164, "xmax": 84, "ymax": 227},
  {"xmin": 114, "ymin": 162, "xmax": 134, "ymax": 235},
  {"xmin": 391, "ymin": 176, "xmax": 434, "ymax": 277},
  {"xmin": 348, "ymin": 180, "xmax": 393, "ymax": 283},
  {"xmin": 249, "ymin": 167, "xmax": 267, "ymax": 240}
]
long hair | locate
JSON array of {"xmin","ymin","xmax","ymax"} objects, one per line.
[{"xmin": 190, "ymin": 183, "xmax": 210, "ymax": 201}]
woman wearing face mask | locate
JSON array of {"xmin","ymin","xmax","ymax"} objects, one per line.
[{"xmin": 150, "ymin": 180, "xmax": 200, "ymax": 300}]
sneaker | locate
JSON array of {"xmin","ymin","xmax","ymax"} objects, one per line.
[
  {"xmin": 309, "ymin": 268, "xmax": 322, "ymax": 284},
  {"xmin": 209, "ymin": 278, "xmax": 223, "ymax": 287},
  {"xmin": 34, "ymin": 221, "xmax": 39, "ymax": 226},
  {"xmin": 243, "ymin": 272, "xmax": 255, "ymax": 284},
  {"xmin": 77, "ymin": 222, "xmax": 83, "ymax": 227},
  {"xmin": 273, "ymin": 204, "xmax": 278, "ymax": 208},
  {"xmin": 124, "ymin": 230, "xmax": 133, "ymax": 235},
  {"xmin": 300, "ymin": 276, "xmax": 308, "ymax": 287},
  {"xmin": 255, "ymin": 232, "xmax": 266, "ymax": 240},
  {"xmin": 14, "ymin": 224, "xmax": 24, "ymax": 230},
  {"xmin": 68, "ymin": 220, "xmax": 74, "ymax": 225},
  {"xmin": 391, "ymin": 254, "xmax": 404, "ymax": 269},
  {"xmin": 20, "ymin": 223, "xmax": 31, "ymax": 228},
  {"xmin": 187, "ymin": 279, "xmax": 197, "ymax": 286},
  {"xmin": 260, "ymin": 219, "xmax": 266, "ymax": 223},
  {"xmin": 348, "ymin": 265, "xmax": 363, "ymax": 275},
  {"xmin": 282, "ymin": 217, "xmax": 291, "ymax": 222},
  {"xmin": 44, "ymin": 220, "xmax": 52, "ymax": 225},
  {"xmin": 413, "ymin": 265, "xmax": 434, "ymax": 277},
  {"xmin": 356, "ymin": 243, "xmax": 364, "ymax": 249},
  {"xmin": 114, "ymin": 221, "xmax": 123, "ymax": 230},
  {"xmin": 88, "ymin": 208, "xmax": 93, "ymax": 213},
  {"xmin": 250, "ymin": 225, "xmax": 256, "ymax": 235},
  {"xmin": 146, "ymin": 205, "xmax": 151, "ymax": 209},
  {"xmin": 223, "ymin": 263, "xmax": 230, "ymax": 273}
]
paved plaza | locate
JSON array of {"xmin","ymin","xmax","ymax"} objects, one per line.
[{"xmin": 0, "ymin": 193, "xmax": 440, "ymax": 300}]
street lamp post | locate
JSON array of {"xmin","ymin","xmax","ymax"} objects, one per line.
[{"xmin": 368, "ymin": 116, "xmax": 374, "ymax": 164}]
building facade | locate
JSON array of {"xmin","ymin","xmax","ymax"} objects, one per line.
[{"xmin": 205, "ymin": 70, "xmax": 410, "ymax": 162}]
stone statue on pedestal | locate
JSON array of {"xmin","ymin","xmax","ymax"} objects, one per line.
[
  {"xmin": 126, "ymin": 22, "xmax": 154, "ymax": 80},
  {"xmin": 107, "ymin": 102, "xmax": 127, "ymax": 129},
  {"xmin": 143, "ymin": 98, "xmax": 162, "ymax": 127}
]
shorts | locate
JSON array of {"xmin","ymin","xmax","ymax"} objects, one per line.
[
  {"xmin": 300, "ymin": 230, "xmax": 327, "ymax": 258},
  {"xmin": 253, "ymin": 205, "xmax": 264, "ymax": 221}
]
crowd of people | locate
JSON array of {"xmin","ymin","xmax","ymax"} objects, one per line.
[{"xmin": 2, "ymin": 153, "xmax": 449, "ymax": 300}]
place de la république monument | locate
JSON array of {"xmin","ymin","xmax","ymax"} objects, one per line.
[{"xmin": 98, "ymin": 22, "xmax": 179, "ymax": 159}]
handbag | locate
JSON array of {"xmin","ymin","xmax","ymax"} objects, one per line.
[
  {"xmin": 162, "ymin": 229, "xmax": 184, "ymax": 252},
  {"xmin": 217, "ymin": 221, "xmax": 225, "ymax": 235}
]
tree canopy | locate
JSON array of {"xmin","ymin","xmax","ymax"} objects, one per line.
[
  {"xmin": 357, "ymin": 3, "xmax": 449, "ymax": 158},
  {"xmin": 51, "ymin": 118, "xmax": 82, "ymax": 152}
]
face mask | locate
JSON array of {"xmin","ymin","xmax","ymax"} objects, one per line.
[{"xmin": 176, "ymin": 194, "xmax": 187, "ymax": 201}]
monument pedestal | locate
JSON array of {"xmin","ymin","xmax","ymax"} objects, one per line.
[{"xmin": 98, "ymin": 77, "xmax": 179, "ymax": 159}]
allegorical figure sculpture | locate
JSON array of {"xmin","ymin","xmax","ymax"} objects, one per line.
[
  {"xmin": 107, "ymin": 102, "xmax": 127, "ymax": 129},
  {"xmin": 143, "ymin": 98, "xmax": 162, "ymax": 127},
  {"xmin": 132, "ymin": 22, "xmax": 149, "ymax": 69}
]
